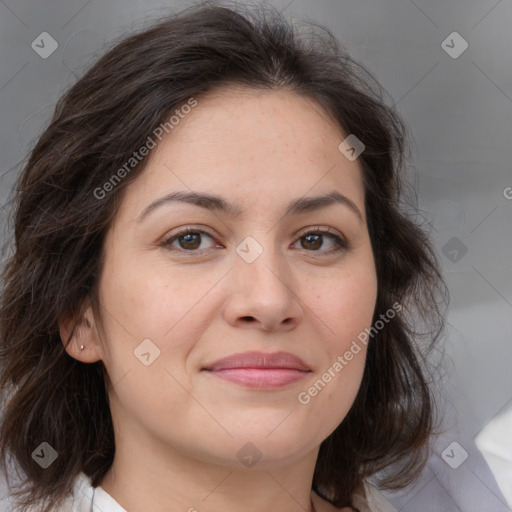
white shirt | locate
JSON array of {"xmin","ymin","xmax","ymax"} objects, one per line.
[
  {"xmin": 475, "ymin": 406, "xmax": 512, "ymax": 508},
  {"xmin": 59, "ymin": 472, "xmax": 397, "ymax": 512},
  {"xmin": 61, "ymin": 472, "xmax": 126, "ymax": 512}
]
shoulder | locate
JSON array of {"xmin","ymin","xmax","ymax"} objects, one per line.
[
  {"xmin": 311, "ymin": 489, "xmax": 352, "ymax": 511},
  {"xmin": 311, "ymin": 480, "xmax": 397, "ymax": 512},
  {"xmin": 352, "ymin": 480, "xmax": 397, "ymax": 512},
  {"xmin": 51, "ymin": 472, "xmax": 95, "ymax": 512},
  {"xmin": 57, "ymin": 472, "xmax": 128, "ymax": 512}
]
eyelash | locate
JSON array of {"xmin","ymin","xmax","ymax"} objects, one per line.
[{"xmin": 160, "ymin": 226, "xmax": 349, "ymax": 256}]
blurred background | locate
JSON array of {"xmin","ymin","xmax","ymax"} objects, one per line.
[{"xmin": 0, "ymin": 0, "xmax": 511, "ymax": 510}]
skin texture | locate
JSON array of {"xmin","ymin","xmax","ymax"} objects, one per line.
[{"xmin": 60, "ymin": 86, "xmax": 378, "ymax": 512}]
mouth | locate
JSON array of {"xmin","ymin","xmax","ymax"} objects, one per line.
[{"xmin": 201, "ymin": 351, "xmax": 311, "ymax": 389}]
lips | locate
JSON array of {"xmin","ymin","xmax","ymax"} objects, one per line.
[
  {"xmin": 202, "ymin": 351, "xmax": 311, "ymax": 372},
  {"xmin": 201, "ymin": 351, "xmax": 311, "ymax": 389}
]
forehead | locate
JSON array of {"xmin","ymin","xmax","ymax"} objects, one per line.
[
  {"xmin": 118, "ymin": 85, "xmax": 365, "ymax": 221},
  {"xmin": 169, "ymin": 85, "xmax": 347, "ymax": 152}
]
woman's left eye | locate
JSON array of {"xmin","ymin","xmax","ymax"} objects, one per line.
[
  {"xmin": 292, "ymin": 229, "xmax": 348, "ymax": 254},
  {"xmin": 160, "ymin": 227, "xmax": 348, "ymax": 255}
]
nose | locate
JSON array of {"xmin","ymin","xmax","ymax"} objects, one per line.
[{"xmin": 222, "ymin": 236, "xmax": 302, "ymax": 332}]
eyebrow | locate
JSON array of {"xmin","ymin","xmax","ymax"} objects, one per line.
[{"xmin": 135, "ymin": 190, "xmax": 364, "ymax": 224}]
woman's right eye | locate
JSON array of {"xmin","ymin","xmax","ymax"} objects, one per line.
[{"xmin": 161, "ymin": 228, "xmax": 218, "ymax": 252}]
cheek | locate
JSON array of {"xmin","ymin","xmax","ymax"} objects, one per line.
[
  {"xmin": 313, "ymin": 265, "xmax": 378, "ymax": 348},
  {"xmin": 99, "ymin": 253, "xmax": 211, "ymax": 336},
  {"xmin": 95, "ymin": 263, "xmax": 203, "ymax": 418},
  {"xmin": 299, "ymin": 276, "xmax": 375, "ymax": 438},
  {"xmin": 306, "ymin": 262, "xmax": 376, "ymax": 405},
  {"xmin": 95, "ymin": 252, "xmax": 222, "ymax": 382}
]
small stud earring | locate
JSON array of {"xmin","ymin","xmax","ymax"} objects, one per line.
[{"xmin": 79, "ymin": 345, "xmax": 85, "ymax": 350}]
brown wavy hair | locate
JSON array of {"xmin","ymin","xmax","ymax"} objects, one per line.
[{"xmin": 0, "ymin": 1, "xmax": 449, "ymax": 510}]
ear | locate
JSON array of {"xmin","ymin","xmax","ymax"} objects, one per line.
[{"xmin": 59, "ymin": 302, "xmax": 103, "ymax": 364}]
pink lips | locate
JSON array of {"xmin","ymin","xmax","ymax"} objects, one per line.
[{"xmin": 202, "ymin": 351, "xmax": 311, "ymax": 389}]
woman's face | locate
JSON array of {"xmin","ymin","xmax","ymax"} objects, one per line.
[{"xmin": 80, "ymin": 86, "xmax": 377, "ymax": 468}]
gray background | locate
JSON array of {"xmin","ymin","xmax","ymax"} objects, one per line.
[{"xmin": 1, "ymin": 0, "xmax": 511, "ymax": 510}]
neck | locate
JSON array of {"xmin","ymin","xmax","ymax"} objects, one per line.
[{"xmin": 99, "ymin": 429, "xmax": 321, "ymax": 512}]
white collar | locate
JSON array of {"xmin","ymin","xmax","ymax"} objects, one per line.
[
  {"xmin": 69, "ymin": 472, "xmax": 127, "ymax": 512},
  {"xmin": 68, "ymin": 472, "xmax": 396, "ymax": 512}
]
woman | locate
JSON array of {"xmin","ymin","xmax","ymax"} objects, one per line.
[{"xmin": 0, "ymin": 2, "xmax": 449, "ymax": 511}]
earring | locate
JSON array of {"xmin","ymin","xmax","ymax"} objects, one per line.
[{"xmin": 79, "ymin": 345, "xmax": 85, "ymax": 350}]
